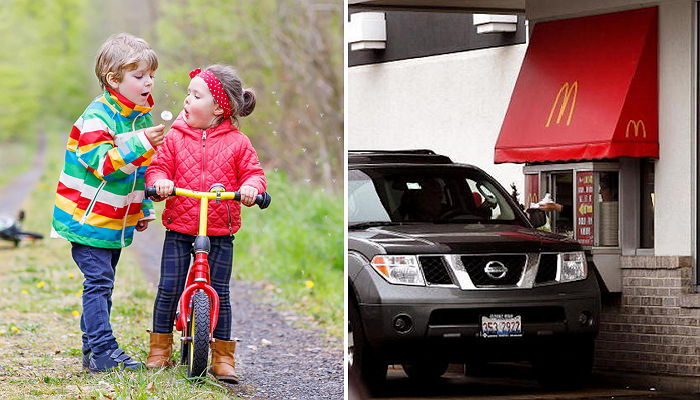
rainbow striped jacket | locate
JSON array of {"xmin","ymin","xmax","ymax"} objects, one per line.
[{"xmin": 51, "ymin": 88, "xmax": 157, "ymax": 248}]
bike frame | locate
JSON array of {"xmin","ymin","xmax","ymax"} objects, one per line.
[{"xmin": 174, "ymin": 188, "xmax": 245, "ymax": 335}]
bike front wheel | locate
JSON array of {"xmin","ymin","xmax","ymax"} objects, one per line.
[{"xmin": 187, "ymin": 290, "xmax": 211, "ymax": 378}]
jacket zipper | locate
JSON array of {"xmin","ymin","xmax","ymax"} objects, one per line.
[
  {"xmin": 120, "ymin": 111, "xmax": 144, "ymax": 246},
  {"xmin": 79, "ymin": 181, "xmax": 107, "ymax": 225},
  {"xmin": 226, "ymin": 202, "xmax": 233, "ymax": 236},
  {"xmin": 121, "ymin": 175, "xmax": 138, "ymax": 247},
  {"xmin": 200, "ymin": 130, "xmax": 208, "ymax": 235},
  {"xmin": 200, "ymin": 130, "xmax": 207, "ymax": 191}
]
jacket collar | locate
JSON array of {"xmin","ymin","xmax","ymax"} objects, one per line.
[
  {"xmin": 101, "ymin": 87, "xmax": 154, "ymax": 119},
  {"xmin": 171, "ymin": 111, "xmax": 238, "ymax": 138}
]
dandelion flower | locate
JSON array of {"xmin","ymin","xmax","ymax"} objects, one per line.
[
  {"xmin": 75, "ymin": 290, "xmax": 83, "ymax": 297},
  {"xmin": 68, "ymin": 273, "xmax": 75, "ymax": 279},
  {"xmin": 72, "ymin": 311, "xmax": 80, "ymax": 317},
  {"xmin": 20, "ymin": 290, "xmax": 28, "ymax": 295},
  {"xmin": 304, "ymin": 280, "xmax": 315, "ymax": 289},
  {"xmin": 36, "ymin": 281, "xmax": 46, "ymax": 289},
  {"xmin": 10, "ymin": 326, "xmax": 19, "ymax": 333}
]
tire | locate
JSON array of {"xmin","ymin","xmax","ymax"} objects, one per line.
[
  {"xmin": 533, "ymin": 337, "xmax": 594, "ymax": 389},
  {"xmin": 186, "ymin": 290, "xmax": 210, "ymax": 378},
  {"xmin": 348, "ymin": 296, "xmax": 386, "ymax": 391},
  {"xmin": 402, "ymin": 360, "xmax": 449, "ymax": 381}
]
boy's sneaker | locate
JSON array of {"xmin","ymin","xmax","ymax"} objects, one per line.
[
  {"xmin": 82, "ymin": 348, "xmax": 91, "ymax": 370},
  {"xmin": 88, "ymin": 348, "xmax": 144, "ymax": 373}
]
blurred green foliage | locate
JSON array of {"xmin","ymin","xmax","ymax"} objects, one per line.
[{"xmin": 0, "ymin": 0, "xmax": 343, "ymax": 188}]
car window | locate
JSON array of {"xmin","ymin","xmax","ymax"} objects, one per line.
[
  {"xmin": 349, "ymin": 167, "xmax": 522, "ymax": 225},
  {"xmin": 349, "ymin": 170, "xmax": 392, "ymax": 224}
]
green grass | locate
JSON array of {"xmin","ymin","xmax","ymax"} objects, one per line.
[{"xmin": 235, "ymin": 170, "xmax": 344, "ymax": 336}]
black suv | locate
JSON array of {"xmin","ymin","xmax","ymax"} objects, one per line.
[{"xmin": 348, "ymin": 150, "xmax": 601, "ymax": 388}]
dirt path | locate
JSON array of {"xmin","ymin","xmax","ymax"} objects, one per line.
[
  {"xmin": 0, "ymin": 133, "xmax": 46, "ymax": 211},
  {"xmin": 129, "ymin": 224, "xmax": 344, "ymax": 400}
]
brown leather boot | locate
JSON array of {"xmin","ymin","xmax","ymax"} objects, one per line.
[
  {"xmin": 209, "ymin": 339, "xmax": 239, "ymax": 383},
  {"xmin": 145, "ymin": 331, "xmax": 173, "ymax": 368}
]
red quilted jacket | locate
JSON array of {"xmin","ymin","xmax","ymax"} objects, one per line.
[{"xmin": 145, "ymin": 113, "xmax": 266, "ymax": 236}]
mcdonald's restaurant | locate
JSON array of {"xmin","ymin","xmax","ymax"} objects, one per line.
[{"xmin": 349, "ymin": 0, "xmax": 700, "ymax": 389}]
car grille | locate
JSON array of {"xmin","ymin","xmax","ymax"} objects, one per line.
[
  {"xmin": 461, "ymin": 255, "xmax": 526, "ymax": 287},
  {"xmin": 535, "ymin": 254, "xmax": 558, "ymax": 283},
  {"xmin": 418, "ymin": 256, "xmax": 453, "ymax": 285}
]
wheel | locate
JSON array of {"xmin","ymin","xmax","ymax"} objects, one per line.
[
  {"xmin": 348, "ymin": 295, "xmax": 386, "ymax": 391},
  {"xmin": 532, "ymin": 337, "xmax": 594, "ymax": 389},
  {"xmin": 402, "ymin": 360, "xmax": 449, "ymax": 381},
  {"xmin": 186, "ymin": 290, "xmax": 211, "ymax": 378}
]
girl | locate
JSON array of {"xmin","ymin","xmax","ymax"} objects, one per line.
[{"xmin": 144, "ymin": 65, "xmax": 266, "ymax": 383}]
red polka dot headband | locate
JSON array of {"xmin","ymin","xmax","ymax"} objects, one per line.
[{"xmin": 189, "ymin": 68, "xmax": 233, "ymax": 118}]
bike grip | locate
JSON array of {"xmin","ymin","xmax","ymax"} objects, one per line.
[
  {"xmin": 256, "ymin": 192, "xmax": 272, "ymax": 209},
  {"xmin": 144, "ymin": 186, "xmax": 175, "ymax": 198},
  {"xmin": 144, "ymin": 186, "xmax": 157, "ymax": 198}
]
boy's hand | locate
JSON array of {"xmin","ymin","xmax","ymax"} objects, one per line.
[
  {"xmin": 155, "ymin": 179, "xmax": 175, "ymax": 197},
  {"xmin": 239, "ymin": 185, "xmax": 258, "ymax": 206},
  {"xmin": 145, "ymin": 124, "xmax": 166, "ymax": 147},
  {"xmin": 135, "ymin": 220, "xmax": 149, "ymax": 231}
]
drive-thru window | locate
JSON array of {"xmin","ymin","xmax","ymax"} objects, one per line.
[{"xmin": 494, "ymin": 8, "xmax": 658, "ymax": 293}]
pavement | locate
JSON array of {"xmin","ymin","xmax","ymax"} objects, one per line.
[{"xmin": 364, "ymin": 364, "xmax": 700, "ymax": 400}]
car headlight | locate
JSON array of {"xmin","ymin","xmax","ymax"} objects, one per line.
[
  {"xmin": 371, "ymin": 255, "xmax": 425, "ymax": 286},
  {"xmin": 557, "ymin": 251, "xmax": 588, "ymax": 282}
]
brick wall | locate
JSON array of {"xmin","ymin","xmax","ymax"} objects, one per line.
[{"xmin": 595, "ymin": 256, "xmax": 700, "ymax": 376}]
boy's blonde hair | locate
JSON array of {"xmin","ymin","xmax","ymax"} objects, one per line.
[{"xmin": 95, "ymin": 33, "xmax": 158, "ymax": 89}]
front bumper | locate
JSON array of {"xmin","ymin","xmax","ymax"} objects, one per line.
[{"xmin": 354, "ymin": 265, "xmax": 601, "ymax": 363}]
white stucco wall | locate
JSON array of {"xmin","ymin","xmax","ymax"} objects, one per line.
[
  {"xmin": 527, "ymin": 0, "xmax": 695, "ymax": 257},
  {"xmin": 349, "ymin": 0, "xmax": 696, "ymax": 256},
  {"xmin": 348, "ymin": 45, "xmax": 528, "ymax": 201}
]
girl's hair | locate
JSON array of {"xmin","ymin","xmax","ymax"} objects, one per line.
[
  {"xmin": 205, "ymin": 64, "xmax": 256, "ymax": 126},
  {"xmin": 95, "ymin": 33, "xmax": 158, "ymax": 89}
]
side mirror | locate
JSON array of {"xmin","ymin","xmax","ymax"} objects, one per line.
[{"xmin": 526, "ymin": 208, "xmax": 547, "ymax": 228}]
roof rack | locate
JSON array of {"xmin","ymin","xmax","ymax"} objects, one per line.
[
  {"xmin": 348, "ymin": 149, "xmax": 452, "ymax": 165},
  {"xmin": 349, "ymin": 149, "xmax": 437, "ymax": 155}
]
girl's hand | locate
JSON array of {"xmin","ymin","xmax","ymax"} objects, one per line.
[
  {"xmin": 239, "ymin": 185, "xmax": 258, "ymax": 206},
  {"xmin": 155, "ymin": 179, "xmax": 174, "ymax": 197},
  {"xmin": 135, "ymin": 220, "xmax": 149, "ymax": 231},
  {"xmin": 144, "ymin": 125, "xmax": 166, "ymax": 147}
]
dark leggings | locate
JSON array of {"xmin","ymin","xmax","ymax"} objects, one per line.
[{"xmin": 152, "ymin": 230, "xmax": 234, "ymax": 340}]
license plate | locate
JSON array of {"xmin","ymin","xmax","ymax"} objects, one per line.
[{"xmin": 481, "ymin": 314, "xmax": 522, "ymax": 338}]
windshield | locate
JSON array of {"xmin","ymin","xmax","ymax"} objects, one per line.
[{"xmin": 349, "ymin": 167, "xmax": 525, "ymax": 226}]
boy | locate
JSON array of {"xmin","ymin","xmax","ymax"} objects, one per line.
[{"xmin": 51, "ymin": 33, "xmax": 166, "ymax": 372}]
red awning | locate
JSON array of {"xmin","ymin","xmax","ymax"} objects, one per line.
[{"xmin": 494, "ymin": 8, "xmax": 658, "ymax": 164}]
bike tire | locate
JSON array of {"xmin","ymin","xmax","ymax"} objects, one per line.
[{"xmin": 187, "ymin": 290, "xmax": 210, "ymax": 378}]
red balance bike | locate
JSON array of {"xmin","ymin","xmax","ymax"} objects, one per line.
[{"xmin": 145, "ymin": 184, "xmax": 271, "ymax": 378}]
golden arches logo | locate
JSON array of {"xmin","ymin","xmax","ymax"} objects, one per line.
[
  {"xmin": 545, "ymin": 81, "xmax": 578, "ymax": 127},
  {"xmin": 625, "ymin": 119, "xmax": 646, "ymax": 138}
]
